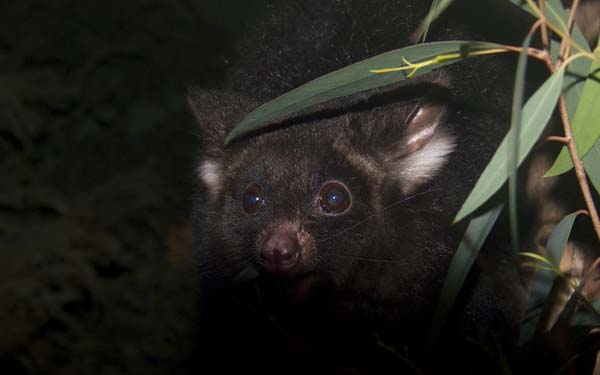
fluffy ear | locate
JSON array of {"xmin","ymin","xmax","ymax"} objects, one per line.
[
  {"xmin": 188, "ymin": 88, "xmax": 254, "ymax": 156},
  {"xmin": 188, "ymin": 88, "xmax": 255, "ymax": 198},
  {"xmin": 367, "ymin": 101, "xmax": 455, "ymax": 194}
]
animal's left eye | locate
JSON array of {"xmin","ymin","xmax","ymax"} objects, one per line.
[
  {"xmin": 242, "ymin": 184, "xmax": 265, "ymax": 214},
  {"xmin": 318, "ymin": 181, "xmax": 352, "ymax": 215}
]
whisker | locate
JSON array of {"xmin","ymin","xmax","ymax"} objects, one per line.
[
  {"xmin": 330, "ymin": 253, "xmax": 409, "ymax": 264},
  {"xmin": 316, "ymin": 188, "xmax": 441, "ymax": 243}
]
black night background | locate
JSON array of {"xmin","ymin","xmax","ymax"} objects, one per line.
[{"xmin": 0, "ymin": 1, "xmax": 263, "ymax": 373}]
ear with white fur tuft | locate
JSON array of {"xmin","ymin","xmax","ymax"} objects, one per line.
[
  {"xmin": 188, "ymin": 88, "xmax": 255, "ymax": 197},
  {"xmin": 379, "ymin": 102, "xmax": 455, "ymax": 194},
  {"xmin": 188, "ymin": 88, "xmax": 253, "ymax": 157},
  {"xmin": 197, "ymin": 159, "xmax": 223, "ymax": 199}
]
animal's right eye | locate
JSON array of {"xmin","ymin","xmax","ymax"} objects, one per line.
[
  {"xmin": 318, "ymin": 181, "xmax": 352, "ymax": 215},
  {"xmin": 241, "ymin": 184, "xmax": 265, "ymax": 214}
]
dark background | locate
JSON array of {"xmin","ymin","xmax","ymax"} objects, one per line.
[{"xmin": 0, "ymin": 1, "xmax": 268, "ymax": 373}]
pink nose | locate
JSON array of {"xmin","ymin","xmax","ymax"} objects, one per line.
[{"xmin": 260, "ymin": 232, "xmax": 300, "ymax": 273}]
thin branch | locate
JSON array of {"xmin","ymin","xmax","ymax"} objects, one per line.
[
  {"xmin": 558, "ymin": 0, "xmax": 581, "ymax": 63},
  {"xmin": 546, "ymin": 135, "xmax": 571, "ymax": 144},
  {"xmin": 501, "ymin": 45, "xmax": 549, "ymax": 62},
  {"xmin": 562, "ymin": 51, "xmax": 588, "ymax": 67},
  {"xmin": 537, "ymin": 0, "xmax": 550, "ymax": 50},
  {"xmin": 557, "ymin": 95, "xmax": 600, "ymax": 242},
  {"xmin": 566, "ymin": 0, "xmax": 581, "ymax": 33},
  {"xmin": 527, "ymin": 0, "xmax": 598, "ymax": 63}
]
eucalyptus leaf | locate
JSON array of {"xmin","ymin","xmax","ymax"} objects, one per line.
[
  {"xmin": 583, "ymin": 139, "xmax": 600, "ymax": 195},
  {"xmin": 558, "ymin": 39, "xmax": 591, "ymax": 120},
  {"xmin": 428, "ymin": 204, "xmax": 503, "ymax": 348},
  {"xmin": 508, "ymin": 33, "xmax": 532, "ymax": 252},
  {"xmin": 549, "ymin": 290, "xmax": 579, "ymax": 334},
  {"xmin": 520, "ymin": 0, "xmax": 596, "ymax": 177},
  {"xmin": 419, "ymin": 0, "xmax": 455, "ymax": 42},
  {"xmin": 508, "ymin": 0, "xmax": 534, "ymax": 14},
  {"xmin": 571, "ymin": 299, "xmax": 600, "ymax": 328},
  {"xmin": 518, "ymin": 211, "xmax": 582, "ymax": 345},
  {"xmin": 509, "ymin": 0, "xmax": 588, "ymax": 43},
  {"xmin": 509, "ymin": 0, "xmax": 568, "ymax": 33},
  {"xmin": 546, "ymin": 42, "xmax": 600, "ymax": 177},
  {"xmin": 510, "ymin": 0, "xmax": 590, "ymax": 122},
  {"xmin": 226, "ymin": 41, "xmax": 501, "ymax": 144},
  {"xmin": 454, "ymin": 68, "xmax": 565, "ymax": 223}
]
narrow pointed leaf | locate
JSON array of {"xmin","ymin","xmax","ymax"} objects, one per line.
[
  {"xmin": 419, "ymin": 0, "xmax": 455, "ymax": 42},
  {"xmin": 511, "ymin": 0, "xmax": 590, "ymax": 119},
  {"xmin": 429, "ymin": 204, "xmax": 503, "ymax": 348},
  {"xmin": 583, "ymin": 139, "xmax": 600, "ymax": 195},
  {"xmin": 558, "ymin": 38, "xmax": 591, "ymax": 119},
  {"xmin": 510, "ymin": 0, "xmax": 589, "ymax": 47},
  {"xmin": 549, "ymin": 290, "xmax": 579, "ymax": 335},
  {"xmin": 571, "ymin": 299, "xmax": 600, "ymax": 327},
  {"xmin": 546, "ymin": 0, "xmax": 592, "ymax": 118},
  {"xmin": 546, "ymin": 42, "xmax": 600, "ymax": 177},
  {"xmin": 510, "ymin": 0, "xmax": 569, "ymax": 33},
  {"xmin": 546, "ymin": 212, "xmax": 582, "ymax": 263},
  {"xmin": 508, "ymin": 0, "xmax": 534, "ymax": 14},
  {"xmin": 454, "ymin": 68, "xmax": 565, "ymax": 223},
  {"xmin": 518, "ymin": 211, "xmax": 582, "ymax": 345},
  {"xmin": 226, "ymin": 41, "xmax": 501, "ymax": 143},
  {"xmin": 508, "ymin": 34, "xmax": 532, "ymax": 252}
]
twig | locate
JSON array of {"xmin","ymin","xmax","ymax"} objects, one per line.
[
  {"xmin": 556, "ymin": 95, "xmax": 600, "ymax": 242},
  {"xmin": 546, "ymin": 135, "xmax": 570, "ymax": 144},
  {"xmin": 549, "ymin": 1, "xmax": 600, "ymax": 242},
  {"xmin": 537, "ymin": 0, "xmax": 550, "ymax": 50},
  {"xmin": 526, "ymin": 0, "xmax": 598, "ymax": 63},
  {"xmin": 501, "ymin": 45, "xmax": 547, "ymax": 61},
  {"xmin": 558, "ymin": 0, "xmax": 581, "ymax": 61}
]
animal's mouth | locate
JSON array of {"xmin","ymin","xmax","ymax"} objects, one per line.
[
  {"xmin": 260, "ymin": 250, "xmax": 300, "ymax": 275},
  {"xmin": 261, "ymin": 271, "xmax": 320, "ymax": 303}
]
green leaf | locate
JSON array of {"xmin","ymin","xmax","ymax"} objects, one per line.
[
  {"xmin": 510, "ymin": 0, "xmax": 590, "ymax": 122},
  {"xmin": 546, "ymin": 212, "xmax": 582, "ymax": 263},
  {"xmin": 546, "ymin": 0, "xmax": 591, "ymax": 118},
  {"xmin": 518, "ymin": 211, "xmax": 582, "ymax": 345},
  {"xmin": 549, "ymin": 289, "xmax": 579, "ymax": 334},
  {"xmin": 225, "ymin": 41, "xmax": 501, "ymax": 144},
  {"xmin": 520, "ymin": 0, "xmax": 596, "ymax": 177},
  {"xmin": 510, "ymin": 0, "xmax": 588, "ymax": 43},
  {"xmin": 545, "ymin": 43, "xmax": 600, "ymax": 177},
  {"xmin": 428, "ymin": 204, "xmax": 503, "ymax": 348},
  {"xmin": 571, "ymin": 299, "xmax": 600, "ymax": 328},
  {"xmin": 546, "ymin": 1, "xmax": 591, "ymax": 119},
  {"xmin": 508, "ymin": 33, "xmax": 532, "ymax": 251},
  {"xmin": 454, "ymin": 67, "xmax": 565, "ymax": 223},
  {"xmin": 508, "ymin": 0, "xmax": 534, "ymax": 14},
  {"xmin": 583, "ymin": 139, "xmax": 600, "ymax": 195},
  {"xmin": 419, "ymin": 0, "xmax": 455, "ymax": 42}
]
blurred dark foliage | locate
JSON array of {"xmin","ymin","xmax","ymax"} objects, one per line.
[{"xmin": 0, "ymin": 0, "xmax": 265, "ymax": 373}]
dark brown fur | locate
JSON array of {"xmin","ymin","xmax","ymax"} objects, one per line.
[{"xmin": 189, "ymin": 1, "xmax": 547, "ymax": 373}]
